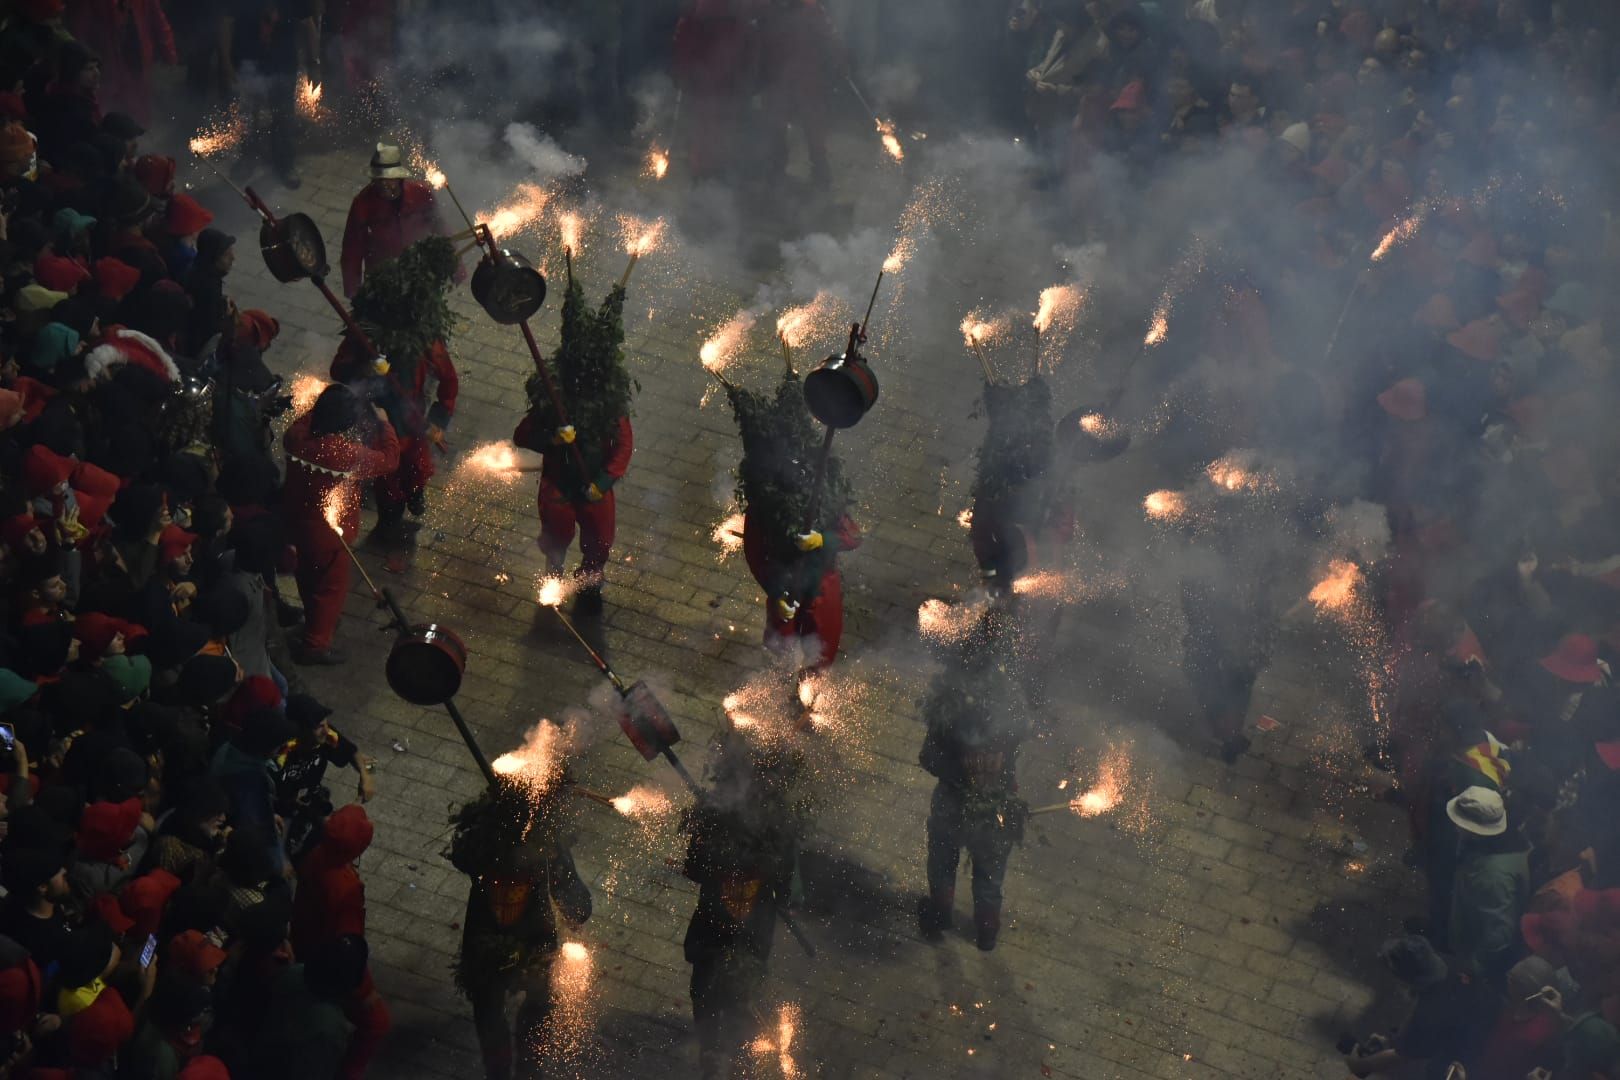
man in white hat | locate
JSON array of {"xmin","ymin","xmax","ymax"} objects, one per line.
[
  {"xmin": 1445, "ymin": 785, "xmax": 1529, "ymax": 980},
  {"xmin": 339, "ymin": 141, "xmax": 454, "ymax": 298}
]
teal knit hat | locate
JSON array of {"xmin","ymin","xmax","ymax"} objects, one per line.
[
  {"xmin": 29, "ymin": 322, "xmax": 80, "ymax": 371},
  {"xmin": 0, "ymin": 668, "xmax": 39, "ymax": 711},
  {"xmin": 101, "ymin": 655, "xmax": 152, "ymax": 702}
]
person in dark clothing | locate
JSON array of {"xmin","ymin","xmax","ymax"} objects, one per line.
[
  {"xmin": 275, "ymin": 693, "xmax": 375, "ymax": 862},
  {"xmin": 1346, "ymin": 935, "xmax": 1492, "ymax": 1078},
  {"xmin": 247, "ymin": 934, "xmax": 368, "ymax": 1080},
  {"xmin": 209, "ymin": 707, "xmax": 295, "ymax": 876},
  {"xmin": 182, "ymin": 227, "xmax": 235, "ymax": 357},
  {"xmin": 222, "ymin": 0, "xmax": 317, "ymax": 187},
  {"xmin": 447, "ymin": 777, "xmax": 590, "ymax": 1080},
  {"xmin": 0, "ymin": 847, "xmax": 74, "ymax": 969}
]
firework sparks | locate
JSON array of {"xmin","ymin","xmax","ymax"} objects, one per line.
[
  {"xmin": 1143, "ymin": 490, "xmax": 1186, "ymax": 521},
  {"xmin": 188, "ymin": 106, "xmax": 246, "ymax": 157},
  {"xmin": 480, "ymin": 182, "xmax": 550, "ymax": 241},
  {"xmin": 296, "ymin": 75, "xmax": 323, "ymax": 120},
  {"xmin": 1034, "ymin": 284, "xmax": 1083, "ymax": 335},
  {"xmin": 1371, "ymin": 212, "xmax": 1424, "ymax": 263},
  {"xmin": 290, "ymin": 374, "xmax": 327, "ymax": 416},
  {"xmin": 610, "ymin": 785, "xmax": 674, "ymax": 820},
  {"xmin": 1011, "ymin": 570, "xmax": 1080, "ymax": 601},
  {"xmin": 617, "ymin": 213, "xmax": 668, "ymax": 258},
  {"xmin": 883, "ymin": 235, "xmax": 914, "ymax": 274},
  {"xmin": 1205, "ymin": 452, "xmax": 1276, "ymax": 494},
  {"xmin": 1078, "ymin": 413, "xmax": 1116, "ymax": 437},
  {"xmin": 711, "ymin": 510, "xmax": 745, "ymax": 559},
  {"xmin": 876, "ymin": 118, "xmax": 905, "ymax": 162},
  {"xmin": 491, "ymin": 719, "xmax": 567, "ymax": 790},
  {"xmin": 750, "ymin": 1004, "xmax": 803, "ymax": 1080},
  {"xmin": 542, "ymin": 939, "xmax": 596, "ymax": 1065},
  {"xmin": 557, "ymin": 211, "xmax": 586, "ymax": 255},
  {"xmin": 918, "ymin": 597, "xmax": 987, "ymax": 645},
  {"xmin": 462, "ymin": 441, "xmax": 523, "ymax": 478},
  {"xmin": 1309, "ymin": 558, "xmax": 1364, "ymax": 613},
  {"xmin": 1069, "ymin": 746, "xmax": 1131, "ymax": 817},
  {"xmin": 700, "ymin": 311, "xmax": 757, "ymax": 376},
  {"xmin": 956, "ymin": 507, "xmax": 973, "ymax": 529},
  {"xmin": 644, "ymin": 147, "xmax": 670, "ymax": 180},
  {"xmin": 1143, "ymin": 307, "xmax": 1170, "ymax": 347},
  {"xmin": 776, "ymin": 291, "xmax": 842, "ymax": 349},
  {"xmin": 537, "ymin": 575, "xmax": 572, "ymax": 609},
  {"xmin": 409, "ymin": 149, "xmax": 447, "ymax": 190},
  {"xmin": 321, "ymin": 486, "xmax": 349, "ymax": 536},
  {"xmin": 960, "ymin": 312, "xmax": 1008, "ymax": 350}
]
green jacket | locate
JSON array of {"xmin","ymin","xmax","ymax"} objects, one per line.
[{"xmin": 1449, "ymin": 848, "xmax": 1529, "ymax": 979}]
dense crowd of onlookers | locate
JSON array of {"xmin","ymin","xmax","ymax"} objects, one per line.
[{"xmin": 0, "ymin": 1, "xmax": 397, "ymax": 1075}]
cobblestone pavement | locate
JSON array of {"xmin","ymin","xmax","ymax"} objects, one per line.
[{"xmin": 186, "ymin": 126, "xmax": 1418, "ymax": 1080}]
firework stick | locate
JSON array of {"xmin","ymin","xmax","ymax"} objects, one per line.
[
  {"xmin": 618, "ymin": 253, "xmax": 639, "ymax": 289},
  {"xmin": 780, "ymin": 334, "xmax": 795, "ymax": 377},
  {"xmin": 568, "ymin": 785, "xmax": 617, "ymax": 809},
  {"xmin": 1322, "ymin": 274, "xmax": 1366, "ymax": 365},
  {"xmin": 968, "ymin": 340, "xmax": 995, "ymax": 383},
  {"xmin": 861, "ymin": 270, "xmax": 885, "ymax": 336},
  {"xmin": 844, "ymin": 74, "xmax": 878, "ymax": 120},
  {"xmin": 547, "ymin": 606, "xmax": 627, "ymax": 692},
  {"xmin": 440, "ymin": 179, "xmax": 477, "ymax": 234},
  {"xmin": 1026, "ymin": 802, "xmax": 1077, "ymax": 817},
  {"xmin": 779, "ymin": 909, "xmax": 817, "ymax": 958},
  {"xmin": 331, "ymin": 524, "xmax": 385, "ymax": 602}
]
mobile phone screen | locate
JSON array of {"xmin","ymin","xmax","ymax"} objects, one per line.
[
  {"xmin": 140, "ymin": 933, "xmax": 157, "ymax": 968},
  {"xmin": 0, "ymin": 724, "xmax": 13, "ymax": 751}
]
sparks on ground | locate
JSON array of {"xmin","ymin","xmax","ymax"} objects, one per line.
[
  {"xmin": 610, "ymin": 785, "xmax": 674, "ymax": 819},
  {"xmin": 956, "ymin": 507, "xmax": 973, "ymax": 529},
  {"xmin": 712, "ymin": 511, "xmax": 745, "ymax": 557},
  {"xmin": 463, "ymin": 442, "xmax": 522, "ymax": 478},
  {"xmin": 537, "ymin": 576, "xmax": 570, "ymax": 608}
]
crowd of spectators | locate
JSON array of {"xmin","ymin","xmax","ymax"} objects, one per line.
[
  {"xmin": 989, "ymin": 1, "xmax": 1620, "ymax": 1078},
  {"xmin": 0, "ymin": 3, "xmax": 394, "ymax": 1076}
]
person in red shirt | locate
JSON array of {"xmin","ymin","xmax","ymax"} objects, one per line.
[
  {"xmin": 291, "ymin": 804, "xmax": 389, "ymax": 1080},
  {"xmin": 513, "ymin": 411, "xmax": 633, "ymax": 617},
  {"xmin": 339, "ymin": 143, "xmax": 453, "ymax": 299},
  {"xmin": 743, "ymin": 509, "xmax": 860, "ymax": 670},
  {"xmin": 756, "ymin": 0, "xmax": 842, "ymax": 186},
  {"xmin": 281, "ymin": 385, "xmax": 400, "ymax": 665}
]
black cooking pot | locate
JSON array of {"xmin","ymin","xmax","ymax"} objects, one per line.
[
  {"xmin": 385, "ymin": 623, "xmax": 467, "ymax": 706},
  {"xmin": 805, "ymin": 351, "xmax": 879, "ymax": 429},
  {"xmin": 1058, "ymin": 404, "xmax": 1132, "ymax": 463},
  {"xmin": 471, "ymin": 248, "xmax": 547, "ymax": 325},
  {"xmin": 259, "ymin": 213, "xmax": 329, "ymax": 283},
  {"xmin": 616, "ymin": 680, "xmax": 681, "ymax": 761}
]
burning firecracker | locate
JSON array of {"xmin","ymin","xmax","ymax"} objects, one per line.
[
  {"xmin": 296, "ymin": 75, "xmax": 324, "ymax": 120},
  {"xmin": 490, "ymin": 719, "xmax": 569, "ymax": 792},
  {"xmin": 409, "ymin": 149, "xmax": 447, "ymax": 189},
  {"xmin": 959, "ymin": 313, "xmax": 1008, "ymax": 350},
  {"xmin": 1068, "ymin": 744, "xmax": 1131, "ymax": 817},
  {"xmin": 462, "ymin": 442, "xmax": 523, "ymax": 479},
  {"xmin": 321, "ymin": 485, "xmax": 353, "ymax": 537},
  {"xmin": 481, "ymin": 182, "xmax": 551, "ymax": 241},
  {"xmin": 700, "ymin": 311, "xmax": 757, "ymax": 376},
  {"xmin": 776, "ymin": 291, "xmax": 843, "ymax": 350},
  {"xmin": 875, "ymin": 118, "xmax": 905, "ymax": 162},
  {"xmin": 188, "ymin": 105, "xmax": 247, "ymax": 157},
  {"xmin": 711, "ymin": 510, "xmax": 745, "ymax": 560},
  {"xmin": 883, "ymin": 236, "xmax": 914, "ymax": 274},
  {"xmin": 749, "ymin": 1003, "xmax": 803, "ymax": 1079},
  {"xmin": 1143, "ymin": 489, "xmax": 1187, "ymax": 521},
  {"xmin": 557, "ymin": 211, "xmax": 587, "ymax": 255},
  {"xmin": 644, "ymin": 146, "xmax": 671, "ymax": 181},
  {"xmin": 536, "ymin": 575, "xmax": 575, "ymax": 609},
  {"xmin": 616, "ymin": 213, "xmax": 668, "ymax": 258},
  {"xmin": 1205, "ymin": 452, "xmax": 1277, "ymax": 495},
  {"xmin": 1371, "ymin": 212, "xmax": 1425, "ymax": 263},
  {"xmin": 1308, "ymin": 558, "xmax": 1364, "ymax": 614},
  {"xmin": 1143, "ymin": 307, "xmax": 1170, "ymax": 347},
  {"xmin": 918, "ymin": 597, "xmax": 988, "ymax": 645}
]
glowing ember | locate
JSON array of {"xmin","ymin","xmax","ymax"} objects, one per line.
[
  {"xmin": 918, "ymin": 598, "xmax": 986, "ymax": 645},
  {"xmin": 610, "ymin": 785, "xmax": 673, "ymax": 819},
  {"xmin": 557, "ymin": 211, "xmax": 586, "ymax": 254},
  {"xmin": 490, "ymin": 719, "xmax": 567, "ymax": 790},
  {"xmin": 1144, "ymin": 308, "xmax": 1170, "ymax": 347},
  {"xmin": 1205, "ymin": 453, "xmax": 1275, "ymax": 494},
  {"xmin": 876, "ymin": 118, "xmax": 905, "ymax": 162},
  {"xmin": 776, "ymin": 291, "xmax": 841, "ymax": 349},
  {"xmin": 956, "ymin": 507, "xmax": 973, "ymax": 529},
  {"xmin": 1078, "ymin": 413, "xmax": 1110, "ymax": 435},
  {"xmin": 711, "ymin": 511, "xmax": 745, "ymax": 558},
  {"xmin": 797, "ymin": 677, "xmax": 817, "ymax": 709},
  {"xmin": 1371, "ymin": 213, "xmax": 1424, "ymax": 263},
  {"xmin": 481, "ymin": 182, "xmax": 550, "ymax": 241},
  {"xmin": 537, "ymin": 576, "xmax": 570, "ymax": 608},
  {"xmin": 960, "ymin": 313, "xmax": 1007, "ymax": 349},
  {"xmin": 644, "ymin": 147, "xmax": 670, "ymax": 180},
  {"xmin": 1034, "ymin": 284, "xmax": 1083, "ymax": 335},
  {"xmin": 290, "ymin": 374, "xmax": 327, "ymax": 416},
  {"xmin": 1143, "ymin": 490, "xmax": 1186, "ymax": 520},
  {"xmin": 296, "ymin": 75, "xmax": 323, "ymax": 120},
  {"xmin": 1309, "ymin": 558, "xmax": 1364, "ymax": 612},
  {"xmin": 321, "ymin": 486, "xmax": 348, "ymax": 536},
  {"xmin": 560, "ymin": 941, "xmax": 588, "ymax": 963},
  {"xmin": 188, "ymin": 107, "xmax": 245, "ymax": 157},
  {"xmin": 1069, "ymin": 745, "xmax": 1130, "ymax": 817},
  {"xmin": 883, "ymin": 236, "xmax": 914, "ymax": 274},
  {"xmin": 617, "ymin": 213, "xmax": 668, "ymax": 257},
  {"xmin": 700, "ymin": 311, "xmax": 757, "ymax": 375},
  {"xmin": 463, "ymin": 441, "xmax": 522, "ymax": 477}
]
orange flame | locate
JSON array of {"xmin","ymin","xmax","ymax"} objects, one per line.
[
  {"xmin": 776, "ymin": 291, "xmax": 841, "ymax": 349},
  {"xmin": 1143, "ymin": 490, "xmax": 1186, "ymax": 520},
  {"xmin": 290, "ymin": 374, "xmax": 327, "ymax": 416},
  {"xmin": 645, "ymin": 147, "xmax": 670, "ymax": 181},
  {"xmin": 876, "ymin": 118, "xmax": 905, "ymax": 162},
  {"xmin": 960, "ymin": 312, "xmax": 1007, "ymax": 349},
  {"xmin": 883, "ymin": 236, "xmax": 914, "ymax": 274},
  {"xmin": 609, "ymin": 785, "xmax": 674, "ymax": 819},
  {"xmin": 409, "ymin": 149, "xmax": 447, "ymax": 190},
  {"xmin": 1309, "ymin": 558, "xmax": 1364, "ymax": 612},
  {"xmin": 955, "ymin": 507, "xmax": 973, "ymax": 529},
  {"xmin": 1205, "ymin": 453, "xmax": 1275, "ymax": 494},
  {"xmin": 1371, "ymin": 213, "xmax": 1424, "ymax": 263},
  {"xmin": 918, "ymin": 598, "xmax": 987, "ymax": 644},
  {"xmin": 711, "ymin": 511, "xmax": 745, "ymax": 558},
  {"xmin": 537, "ymin": 576, "xmax": 571, "ymax": 608},
  {"xmin": 750, "ymin": 1004, "xmax": 802, "ymax": 1079},
  {"xmin": 617, "ymin": 213, "xmax": 668, "ymax": 257},
  {"xmin": 1144, "ymin": 308, "xmax": 1170, "ymax": 347},
  {"xmin": 491, "ymin": 719, "xmax": 567, "ymax": 789},
  {"xmin": 557, "ymin": 211, "xmax": 586, "ymax": 254},
  {"xmin": 463, "ymin": 442, "xmax": 522, "ymax": 477},
  {"xmin": 481, "ymin": 183, "xmax": 550, "ymax": 240},
  {"xmin": 700, "ymin": 311, "xmax": 756, "ymax": 375},
  {"xmin": 1078, "ymin": 413, "xmax": 1113, "ymax": 436},
  {"xmin": 1034, "ymin": 284, "xmax": 1083, "ymax": 335},
  {"xmin": 1069, "ymin": 745, "xmax": 1130, "ymax": 817},
  {"xmin": 188, "ymin": 107, "xmax": 246, "ymax": 157},
  {"xmin": 296, "ymin": 75, "xmax": 323, "ymax": 120},
  {"xmin": 321, "ymin": 486, "xmax": 347, "ymax": 536}
]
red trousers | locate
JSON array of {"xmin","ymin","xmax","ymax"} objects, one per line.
[
  {"xmin": 764, "ymin": 569, "xmax": 844, "ymax": 669},
  {"xmin": 538, "ymin": 484, "xmax": 616, "ymax": 579},
  {"xmin": 374, "ymin": 436, "xmax": 435, "ymax": 511},
  {"xmin": 292, "ymin": 519, "xmax": 349, "ymax": 651},
  {"xmin": 340, "ymin": 967, "xmax": 392, "ymax": 1080}
]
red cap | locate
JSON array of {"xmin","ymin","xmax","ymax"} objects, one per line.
[
  {"xmin": 1521, "ymin": 908, "xmax": 1576, "ymax": 961},
  {"xmin": 165, "ymin": 194, "xmax": 214, "ymax": 237},
  {"xmin": 73, "ymin": 612, "xmax": 146, "ymax": 663},
  {"xmin": 1413, "ymin": 293, "xmax": 1460, "ymax": 331},
  {"xmin": 131, "ymin": 154, "xmax": 176, "ymax": 198},
  {"xmin": 1539, "ymin": 633, "xmax": 1601, "ymax": 684},
  {"xmin": 22, "ymin": 443, "xmax": 74, "ymax": 497},
  {"xmin": 90, "ymin": 892, "xmax": 135, "ymax": 937},
  {"xmin": 0, "ymin": 93, "xmax": 27, "ymax": 123},
  {"xmin": 75, "ymin": 798, "xmax": 143, "ymax": 863},
  {"xmin": 119, "ymin": 869, "xmax": 182, "ymax": 938},
  {"xmin": 1446, "ymin": 318, "xmax": 1501, "ymax": 362},
  {"xmin": 223, "ymin": 674, "xmax": 283, "ymax": 737},
  {"xmin": 166, "ymin": 930, "xmax": 227, "ymax": 979},
  {"xmin": 67, "ymin": 986, "xmax": 135, "ymax": 1066},
  {"xmin": 0, "ymin": 957, "xmax": 42, "ymax": 1034},
  {"xmin": 93, "ymin": 257, "xmax": 141, "ymax": 301},
  {"xmin": 159, "ymin": 524, "xmax": 198, "ymax": 564},
  {"xmin": 34, "ymin": 252, "xmax": 91, "ymax": 294},
  {"xmin": 234, "ymin": 309, "xmax": 281, "ymax": 351},
  {"xmin": 1376, "ymin": 378, "xmax": 1427, "ymax": 422},
  {"xmin": 179, "ymin": 1055, "xmax": 232, "ymax": 1080}
]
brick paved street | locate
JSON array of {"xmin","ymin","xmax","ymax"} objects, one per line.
[{"xmin": 186, "ymin": 126, "xmax": 1418, "ymax": 1080}]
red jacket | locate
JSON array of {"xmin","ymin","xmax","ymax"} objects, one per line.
[
  {"xmin": 66, "ymin": 0, "xmax": 176, "ymax": 75},
  {"xmin": 331, "ymin": 337, "xmax": 458, "ymax": 440},
  {"xmin": 743, "ymin": 509, "xmax": 859, "ymax": 600},
  {"xmin": 514, "ymin": 413, "xmax": 633, "ymax": 502},
  {"xmin": 672, "ymin": 2, "xmax": 757, "ymax": 96},
  {"xmin": 291, "ymin": 804, "xmax": 371, "ymax": 954},
  {"xmin": 340, "ymin": 181, "xmax": 446, "ymax": 298},
  {"xmin": 281, "ymin": 413, "xmax": 401, "ymax": 535}
]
